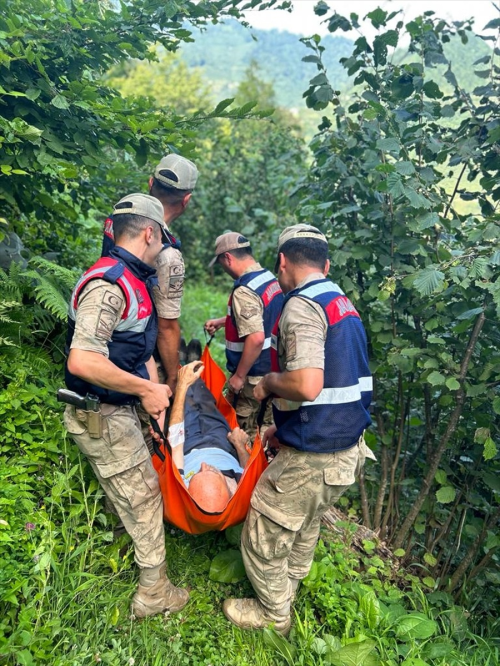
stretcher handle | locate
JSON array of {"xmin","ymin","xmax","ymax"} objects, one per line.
[{"xmin": 149, "ymin": 416, "xmax": 169, "ymax": 462}]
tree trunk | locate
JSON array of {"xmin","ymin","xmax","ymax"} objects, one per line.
[{"xmin": 392, "ymin": 312, "xmax": 485, "ymax": 550}]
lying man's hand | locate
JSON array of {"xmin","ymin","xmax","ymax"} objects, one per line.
[
  {"xmin": 228, "ymin": 426, "xmax": 251, "ymax": 450},
  {"xmin": 177, "ymin": 360, "xmax": 204, "ymax": 389}
]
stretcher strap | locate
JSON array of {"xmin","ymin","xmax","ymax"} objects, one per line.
[{"xmin": 149, "ymin": 416, "xmax": 168, "ymax": 462}]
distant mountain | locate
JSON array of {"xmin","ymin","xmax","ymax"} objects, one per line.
[
  {"xmin": 179, "ymin": 19, "xmax": 354, "ymax": 109},
  {"xmin": 179, "ymin": 20, "xmax": 492, "ymax": 113}
]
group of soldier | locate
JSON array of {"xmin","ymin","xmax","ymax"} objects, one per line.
[{"xmin": 63, "ymin": 153, "xmax": 374, "ymax": 634}]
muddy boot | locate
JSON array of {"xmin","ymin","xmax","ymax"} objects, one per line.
[
  {"xmin": 222, "ymin": 598, "xmax": 291, "ymax": 635},
  {"xmin": 132, "ymin": 563, "xmax": 189, "ymax": 618},
  {"xmin": 187, "ymin": 338, "xmax": 202, "ymax": 363}
]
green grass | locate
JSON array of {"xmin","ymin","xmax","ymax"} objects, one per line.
[{"xmin": 180, "ymin": 282, "xmax": 229, "ymax": 369}]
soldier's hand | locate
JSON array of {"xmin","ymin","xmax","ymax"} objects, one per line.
[
  {"xmin": 253, "ymin": 377, "xmax": 271, "ymax": 402},
  {"xmin": 263, "ymin": 425, "xmax": 280, "ymax": 461},
  {"xmin": 204, "ymin": 318, "xmax": 224, "ymax": 336},
  {"xmin": 141, "ymin": 382, "xmax": 172, "ymax": 419},
  {"xmin": 177, "ymin": 360, "xmax": 204, "ymax": 389},
  {"xmin": 228, "ymin": 373, "xmax": 245, "ymax": 395}
]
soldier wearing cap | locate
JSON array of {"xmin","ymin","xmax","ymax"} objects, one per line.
[
  {"xmin": 64, "ymin": 193, "xmax": 189, "ymax": 618},
  {"xmin": 223, "ymin": 224, "xmax": 375, "ymax": 635},
  {"xmin": 102, "ymin": 154, "xmax": 198, "ymax": 394},
  {"xmin": 204, "ymin": 232, "xmax": 283, "ymax": 440}
]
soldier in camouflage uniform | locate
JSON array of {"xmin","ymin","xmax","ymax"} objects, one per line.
[
  {"xmin": 64, "ymin": 194, "xmax": 189, "ymax": 618},
  {"xmin": 223, "ymin": 224, "xmax": 375, "ymax": 635},
  {"xmin": 102, "ymin": 154, "xmax": 198, "ymax": 396},
  {"xmin": 205, "ymin": 232, "xmax": 283, "ymax": 441}
]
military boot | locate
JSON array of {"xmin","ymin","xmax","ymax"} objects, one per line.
[
  {"xmin": 132, "ymin": 563, "xmax": 189, "ymax": 618},
  {"xmin": 222, "ymin": 598, "xmax": 291, "ymax": 635}
]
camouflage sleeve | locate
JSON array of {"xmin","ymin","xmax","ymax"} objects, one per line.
[
  {"xmin": 278, "ymin": 297, "xmax": 327, "ymax": 371},
  {"xmin": 70, "ymin": 280, "xmax": 125, "ymax": 356},
  {"xmin": 231, "ymin": 286, "xmax": 264, "ymax": 337},
  {"xmin": 152, "ymin": 246, "xmax": 184, "ymax": 319}
]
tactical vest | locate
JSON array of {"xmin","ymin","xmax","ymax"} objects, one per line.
[
  {"xmin": 101, "ymin": 216, "xmax": 181, "ymax": 258},
  {"xmin": 225, "ymin": 269, "xmax": 283, "ymax": 377},
  {"xmin": 271, "ymin": 278, "xmax": 372, "ymax": 453},
  {"xmin": 65, "ymin": 248, "xmax": 158, "ymax": 405}
]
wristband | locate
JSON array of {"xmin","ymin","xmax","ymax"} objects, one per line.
[{"xmin": 168, "ymin": 421, "xmax": 185, "ymax": 449}]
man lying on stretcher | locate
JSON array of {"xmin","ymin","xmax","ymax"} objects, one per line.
[{"xmin": 153, "ymin": 361, "xmax": 252, "ymax": 513}]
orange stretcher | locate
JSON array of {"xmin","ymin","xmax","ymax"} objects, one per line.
[{"xmin": 151, "ymin": 345, "xmax": 268, "ymax": 534}]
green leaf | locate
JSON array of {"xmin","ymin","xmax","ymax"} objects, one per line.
[
  {"xmin": 360, "ymin": 592, "xmax": 381, "ymax": 630},
  {"xmin": 435, "ymin": 469, "xmax": 447, "ymax": 485},
  {"xmin": 263, "ymin": 628, "xmax": 296, "ymax": 663},
  {"xmin": 213, "ymin": 98, "xmax": 234, "ymax": 114},
  {"xmin": 367, "ymin": 8, "xmax": 387, "ymax": 28},
  {"xmin": 445, "ymin": 378, "xmax": 460, "ymax": 391},
  {"xmin": 436, "ymin": 486, "xmax": 456, "ymax": 504},
  {"xmin": 456, "ymin": 307, "xmax": 483, "ymax": 320},
  {"xmin": 394, "ymin": 548, "xmax": 405, "ymax": 557},
  {"xmin": 394, "ymin": 160, "xmax": 415, "ymax": 176},
  {"xmin": 484, "ymin": 18, "xmax": 500, "ymax": 29},
  {"xmin": 427, "ymin": 371, "xmax": 445, "ymax": 386},
  {"xmin": 423, "ymin": 81, "xmax": 443, "ymax": 99},
  {"xmin": 224, "ymin": 524, "xmax": 243, "ymax": 546},
  {"xmin": 416, "ymin": 212, "xmax": 439, "ymax": 230},
  {"xmin": 404, "ymin": 187, "xmax": 431, "ymax": 209},
  {"xmin": 395, "ymin": 613, "xmax": 438, "ymax": 641},
  {"xmin": 466, "ymin": 383, "xmax": 486, "ymax": 398},
  {"xmin": 330, "ymin": 639, "xmax": 379, "ymax": 666},
  {"xmin": 483, "ymin": 437, "xmax": 497, "ymax": 461},
  {"xmin": 16, "ymin": 650, "xmax": 34, "ymax": 666},
  {"xmin": 413, "ymin": 267, "xmax": 445, "ymax": 296},
  {"xmin": 209, "ymin": 549, "xmax": 246, "ymax": 583},
  {"xmin": 424, "ymin": 552, "xmax": 437, "ymax": 566},
  {"xmin": 377, "ymin": 137, "xmax": 400, "ymax": 153},
  {"xmin": 387, "ymin": 173, "xmax": 405, "ymax": 197},
  {"xmin": 492, "ymin": 397, "xmax": 500, "ymax": 415},
  {"xmin": 51, "ymin": 94, "xmax": 69, "ymax": 109},
  {"xmin": 483, "ymin": 472, "xmax": 500, "ymax": 492}
]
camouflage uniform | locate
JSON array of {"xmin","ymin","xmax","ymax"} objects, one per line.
[
  {"xmin": 225, "ymin": 262, "xmax": 274, "ymax": 440},
  {"xmin": 64, "ymin": 280, "xmax": 165, "ymax": 569},
  {"xmin": 240, "ymin": 272, "xmax": 375, "ymax": 620},
  {"xmin": 135, "ymin": 242, "xmax": 184, "ymax": 452},
  {"xmin": 153, "ymin": 244, "xmax": 184, "ymax": 320}
]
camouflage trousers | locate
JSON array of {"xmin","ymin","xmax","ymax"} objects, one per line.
[
  {"xmin": 241, "ymin": 440, "xmax": 369, "ymax": 619},
  {"xmin": 225, "ymin": 377, "xmax": 274, "ymax": 442},
  {"xmin": 64, "ymin": 404, "xmax": 166, "ymax": 570}
]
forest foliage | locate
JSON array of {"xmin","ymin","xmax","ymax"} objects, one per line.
[{"xmin": 0, "ymin": 0, "xmax": 499, "ymax": 664}]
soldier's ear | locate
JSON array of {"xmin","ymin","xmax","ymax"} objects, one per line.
[
  {"xmin": 182, "ymin": 193, "xmax": 192, "ymax": 209},
  {"xmin": 324, "ymin": 258, "xmax": 330, "ymax": 276}
]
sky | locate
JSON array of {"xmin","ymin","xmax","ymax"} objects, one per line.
[{"xmin": 242, "ymin": 0, "xmax": 500, "ymax": 38}]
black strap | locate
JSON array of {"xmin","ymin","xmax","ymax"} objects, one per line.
[
  {"xmin": 256, "ymin": 396, "xmax": 270, "ymax": 428},
  {"xmin": 204, "ymin": 330, "xmax": 216, "ymax": 348},
  {"xmin": 149, "ymin": 417, "xmax": 169, "ymax": 462}
]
